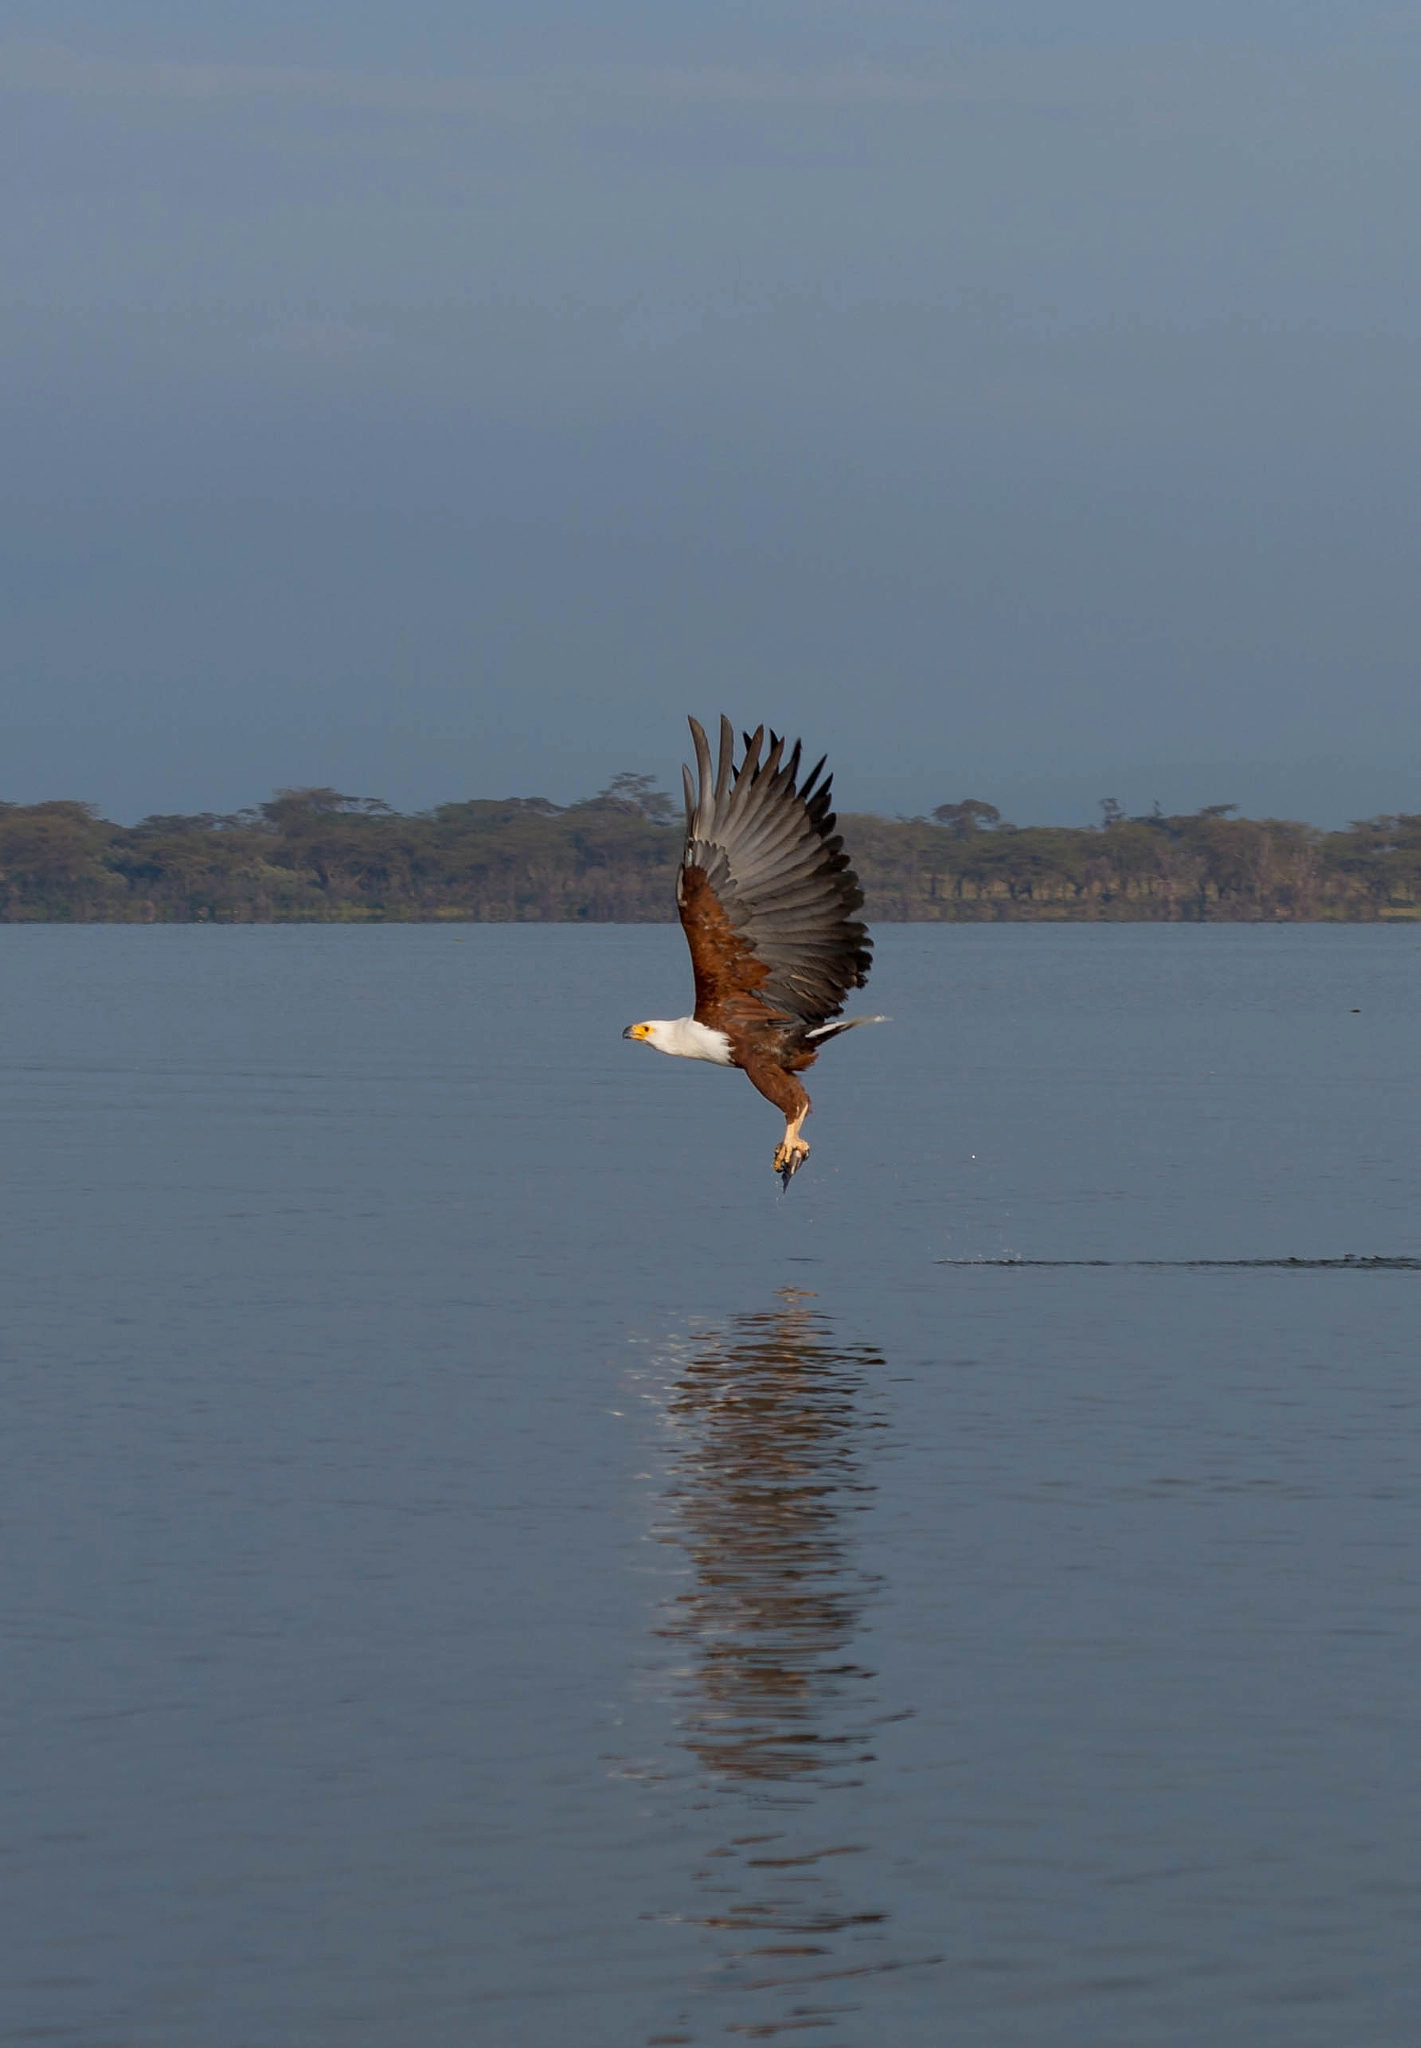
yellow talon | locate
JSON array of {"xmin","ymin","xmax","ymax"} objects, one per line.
[{"xmin": 773, "ymin": 1135, "xmax": 811, "ymax": 1186}]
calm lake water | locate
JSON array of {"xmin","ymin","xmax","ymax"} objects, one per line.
[{"xmin": 2, "ymin": 924, "xmax": 1418, "ymax": 2046}]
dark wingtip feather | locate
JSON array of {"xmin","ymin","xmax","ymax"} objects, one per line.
[
  {"xmin": 716, "ymin": 716, "xmax": 736, "ymax": 802},
  {"xmin": 736, "ymin": 725, "xmax": 765, "ymax": 792}
]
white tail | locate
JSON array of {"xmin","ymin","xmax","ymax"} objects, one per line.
[{"xmin": 805, "ymin": 1014, "xmax": 890, "ymax": 1041}]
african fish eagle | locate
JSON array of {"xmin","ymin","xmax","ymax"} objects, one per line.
[{"xmin": 624, "ymin": 716, "xmax": 881, "ymax": 1185}]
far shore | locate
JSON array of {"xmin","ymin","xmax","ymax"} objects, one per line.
[{"xmin": 2, "ymin": 787, "xmax": 1418, "ymax": 924}]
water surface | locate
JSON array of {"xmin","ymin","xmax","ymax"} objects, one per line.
[{"xmin": 1, "ymin": 925, "xmax": 1418, "ymax": 2044}]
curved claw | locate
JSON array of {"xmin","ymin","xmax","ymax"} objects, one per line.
[{"xmin": 773, "ymin": 1138, "xmax": 810, "ymax": 1188}]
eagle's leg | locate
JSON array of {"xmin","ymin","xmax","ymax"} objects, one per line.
[
  {"xmin": 773, "ymin": 1107, "xmax": 811, "ymax": 1187},
  {"xmin": 741, "ymin": 1057, "xmax": 813, "ymax": 1186}
]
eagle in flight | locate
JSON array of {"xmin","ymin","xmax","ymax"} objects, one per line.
[{"xmin": 624, "ymin": 716, "xmax": 880, "ymax": 1185}]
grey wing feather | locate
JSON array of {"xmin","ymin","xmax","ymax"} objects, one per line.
[{"xmin": 681, "ymin": 714, "xmax": 873, "ymax": 1028}]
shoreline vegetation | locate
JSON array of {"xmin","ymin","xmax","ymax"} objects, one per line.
[{"xmin": 2, "ymin": 778, "xmax": 1419, "ymax": 924}]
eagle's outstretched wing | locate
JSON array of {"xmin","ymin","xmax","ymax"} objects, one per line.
[{"xmin": 678, "ymin": 715, "xmax": 872, "ymax": 1042}]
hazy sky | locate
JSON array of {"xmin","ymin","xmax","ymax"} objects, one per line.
[{"xmin": 5, "ymin": 2, "xmax": 1421, "ymax": 824}]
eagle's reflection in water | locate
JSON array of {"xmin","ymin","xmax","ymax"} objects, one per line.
[{"xmin": 643, "ymin": 1291, "xmax": 910, "ymax": 2041}]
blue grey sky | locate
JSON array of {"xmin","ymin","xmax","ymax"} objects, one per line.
[{"xmin": 4, "ymin": 2, "xmax": 1420, "ymax": 824}]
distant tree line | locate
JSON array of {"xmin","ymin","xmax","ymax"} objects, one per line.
[{"xmin": 1, "ymin": 779, "xmax": 1418, "ymax": 923}]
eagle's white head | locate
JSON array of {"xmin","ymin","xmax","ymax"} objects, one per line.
[{"xmin": 622, "ymin": 1018, "xmax": 733, "ymax": 1065}]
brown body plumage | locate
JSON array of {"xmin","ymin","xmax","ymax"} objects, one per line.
[{"xmin": 624, "ymin": 716, "xmax": 878, "ymax": 1183}]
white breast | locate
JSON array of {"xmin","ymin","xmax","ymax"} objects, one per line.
[{"xmin": 655, "ymin": 1017, "xmax": 734, "ymax": 1064}]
